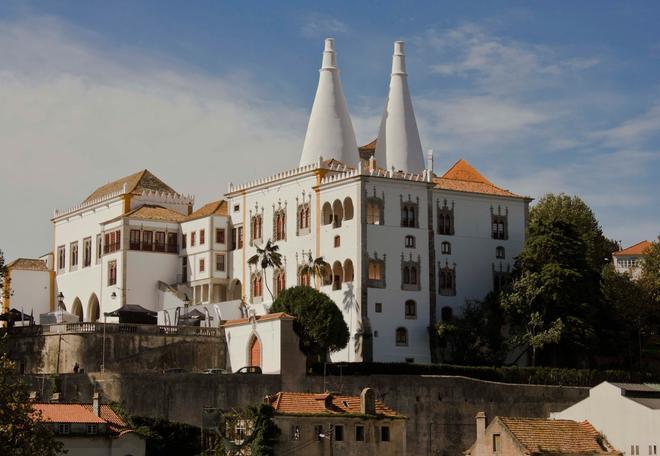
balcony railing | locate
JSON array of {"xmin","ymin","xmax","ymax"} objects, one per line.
[
  {"xmin": 128, "ymin": 242, "xmax": 178, "ymax": 254},
  {"xmin": 4, "ymin": 322, "xmax": 220, "ymax": 337}
]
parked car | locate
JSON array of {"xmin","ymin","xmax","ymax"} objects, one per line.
[
  {"xmin": 236, "ymin": 366, "xmax": 262, "ymax": 374},
  {"xmin": 202, "ymin": 368, "xmax": 228, "ymax": 375},
  {"xmin": 162, "ymin": 368, "xmax": 188, "ymax": 374}
]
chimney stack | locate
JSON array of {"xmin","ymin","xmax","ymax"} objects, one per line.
[
  {"xmin": 360, "ymin": 387, "xmax": 376, "ymax": 415},
  {"xmin": 92, "ymin": 392, "xmax": 100, "ymax": 417},
  {"xmin": 476, "ymin": 411, "xmax": 486, "ymax": 440},
  {"xmin": 426, "ymin": 149, "xmax": 434, "ymax": 173}
]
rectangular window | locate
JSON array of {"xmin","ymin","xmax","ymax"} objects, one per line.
[
  {"xmin": 96, "ymin": 234, "xmax": 102, "ymax": 263},
  {"xmin": 108, "ymin": 260, "xmax": 117, "ymax": 286},
  {"xmin": 493, "ymin": 434, "xmax": 500, "ymax": 452},
  {"xmin": 231, "ymin": 228, "xmax": 237, "ymax": 250},
  {"xmin": 154, "ymin": 231, "xmax": 166, "ymax": 252},
  {"xmin": 129, "ymin": 229, "xmax": 141, "ymax": 250},
  {"xmin": 314, "ymin": 425, "xmax": 323, "ymax": 441},
  {"xmin": 103, "ymin": 230, "xmax": 121, "ymax": 254},
  {"xmin": 87, "ymin": 424, "xmax": 98, "ymax": 434},
  {"xmin": 182, "ymin": 234, "xmax": 187, "ymax": 249},
  {"xmin": 238, "ymin": 226, "xmax": 244, "ymax": 249},
  {"xmin": 290, "ymin": 425, "xmax": 301, "ymax": 441},
  {"xmin": 200, "ymin": 229, "xmax": 205, "ymax": 245},
  {"xmin": 57, "ymin": 245, "xmax": 65, "ymax": 271},
  {"xmin": 182, "ymin": 257, "xmax": 187, "ymax": 280},
  {"xmin": 167, "ymin": 232, "xmax": 178, "ymax": 253},
  {"xmin": 191, "ymin": 231, "xmax": 196, "ymax": 247},
  {"xmin": 58, "ymin": 423, "xmax": 70, "ymax": 435},
  {"xmin": 491, "ymin": 215, "xmax": 507, "ymax": 240},
  {"xmin": 233, "ymin": 204, "xmax": 240, "ymax": 212},
  {"xmin": 216, "ymin": 254, "xmax": 225, "ymax": 272},
  {"xmin": 380, "ymin": 426, "xmax": 390, "ymax": 442},
  {"xmin": 334, "ymin": 235, "xmax": 341, "ymax": 247},
  {"xmin": 375, "ymin": 302, "xmax": 382, "ymax": 313},
  {"xmin": 83, "ymin": 237, "xmax": 92, "ymax": 267},
  {"xmin": 70, "ymin": 242, "xmax": 78, "ymax": 268},
  {"xmin": 142, "ymin": 230, "xmax": 153, "ymax": 251},
  {"xmin": 355, "ymin": 425, "xmax": 365, "ymax": 442},
  {"xmin": 216, "ymin": 228, "xmax": 225, "ymax": 244},
  {"xmin": 199, "ymin": 258, "xmax": 205, "ymax": 273},
  {"xmin": 334, "ymin": 425, "xmax": 344, "ymax": 442}
]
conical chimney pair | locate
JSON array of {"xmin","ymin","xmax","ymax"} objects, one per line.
[{"xmin": 300, "ymin": 39, "xmax": 425, "ymax": 174}]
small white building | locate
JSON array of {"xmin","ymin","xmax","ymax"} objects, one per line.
[
  {"xmin": 613, "ymin": 240, "xmax": 652, "ymax": 279},
  {"xmin": 2, "ymin": 258, "xmax": 52, "ymax": 319},
  {"xmin": 551, "ymin": 382, "xmax": 660, "ymax": 456}
]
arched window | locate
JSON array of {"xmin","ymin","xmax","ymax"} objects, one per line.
[
  {"xmin": 405, "ymin": 235, "xmax": 415, "ymax": 248},
  {"xmin": 395, "ymin": 327, "xmax": 408, "ymax": 346},
  {"xmin": 367, "ymin": 198, "xmax": 383, "ymax": 225},
  {"xmin": 332, "ymin": 261, "xmax": 344, "ymax": 290},
  {"xmin": 298, "ymin": 267, "xmax": 311, "ymax": 287},
  {"xmin": 343, "ymin": 197, "xmax": 354, "ymax": 221},
  {"xmin": 441, "ymin": 241, "xmax": 451, "ymax": 255},
  {"xmin": 332, "ymin": 200, "xmax": 343, "ymax": 228},
  {"xmin": 401, "ymin": 200, "xmax": 419, "ymax": 227},
  {"xmin": 297, "ymin": 204, "xmax": 310, "ymax": 235},
  {"xmin": 344, "ymin": 259, "xmax": 354, "ymax": 282},
  {"xmin": 410, "ymin": 266, "xmax": 417, "ymax": 285},
  {"xmin": 437, "ymin": 200, "xmax": 455, "ymax": 235},
  {"xmin": 405, "ymin": 300, "xmax": 417, "ymax": 319},
  {"xmin": 274, "ymin": 209, "xmax": 286, "ymax": 241},
  {"xmin": 251, "ymin": 273, "xmax": 262, "ymax": 299},
  {"xmin": 322, "ymin": 202, "xmax": 333, "ymax": 225},
  {"xmin": 496, "ymin": 246, "xmax": 505, "ymax": 259},
  {"xmin": 403, "ymin": 266, "xmax": 410, "ymax": 284},
  {"xmin": 441, "ymin": 306, "xmax": 453, "ymax": 321},
  {"xmin": 71, "ymin": 298, "xmax": 83, "ymax": 322},
  {"xmin": 248, "ymin": 335, "xmax": 261, "ymax": 368},
  {"xmin": 274, "ymin": 269, "xmax": 286, "ymax": 297},
  {"xmin": 322, "ymin": 262, "xmax": 333, "ymax": 286},
  {"xmin": 251, "ymin": 214, "xmax": 263, "ymax": 243},
  {"xmin": 229, "ymin": 279, "xmax": 242, "ymax": 300}
]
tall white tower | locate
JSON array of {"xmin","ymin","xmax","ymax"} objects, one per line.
[
  {"xmin": 374, "ymin": 41, "xmax": 425, "ymax": 173},
  {"xmin": 299, "ymin": 38, "xmax": 359, "ymax": 167}
]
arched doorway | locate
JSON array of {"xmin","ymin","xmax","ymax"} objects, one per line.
[
  {"xmin": 71, "ymin": 298, "xmax": 83, "ymax": 322},
  {"xmin": 87, "ymin": 294, "xmax": 100, "ymax": 322},
  {"xmin": 248, "ymin": 335, "xmax": 261, "ymax": 368}
]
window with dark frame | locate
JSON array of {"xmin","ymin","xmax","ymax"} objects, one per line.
[
  {"xmin": 405, "ymin": 235, "xmax": 415, "ymax": 248},
  {"xmin": 395, "ymin": 327, "xmax": 408, "ymax": 346},
  {"xmin": 87, "ymin": 424, "xmax": 98, "ymax": 434},
  {"xmin": 154, "ymin": 231, "xmax": 166, "ymax": 252},
  {"xmin": 103, "ymin": 230, "xmax": 121, "ymax": 254},
  {"xmin": 129, "ymin": 229, "xmax": 141, "ymax": 250},
  {"xmin": 375, "ymin": 302, "xmax": 382, "ymax": 313},
  {"xmin": 380, "ymin": 426, "xmax": 390, "ymax": 442},
  {"xmin": 167, "ymin": 232, "xmax": 178, "ymax": 253},
  {"xmin": 108, "ymin": 260, "xmax": 117, "ymax": 286},
  {"xmin": 83, "ymin": 237, "xmax": 92, "ymax": 267},
  {"xmin": 238, "ymin": 226, "xmax": 244, "ymax": 248},
  {"xmin": 314, "ymin": 425, "xmax": 323, "ymax": 441},
  {"xmin": 199, "ymin": 258, "xmax": 205, "ymax": 273},
  {"xmin": 191, "ymin": 231, "xmax": 196, "ymax": 247},
  {"xmin": 290, "ymin": 425, "xmax": 301, "ymax": 441},
  {"xmin": 334, "ymin": 425, "xmax": 344, "ymax": 442},
  {"xmin": 251, "ymin": 214, "xmax": 263, "ymax": 242},
  {"xmin": 274, "ymin": 209, "xmax": 286, "ymax": 241},
  {"xmin": 355, "ymin": 425, "xmax": 365, "ymax": 442},
  {"xmin": 493, "ymin": 433, "xmax": 500, "ymax": 452},
  {"xmin": 439, "ymin": 266, "xmax": 456, "ymax": 296},
  {"xmin": 216, "ymin": 254, "xmax": 225, "ymax": 272},
  {"xmin": 96, "ymin": 234, "xmax": 102, "ymax": 262},
  {"xmin": 216, "ymin": 228, "xmax": 225, "ymax": 244},
  {"xmin": 182, "ymin": 257, "xmax": 187, "ymax": 280},
  {"xmin": 57, "ymin": 245, "xmax": 65, "ymax": 271},
  {"xmin": 200, "ymin": 229, "xmax": 205, "ymax": 245},
  {"xmin": 142, "ymin": 231, "xmax": 153, "ymax": 251},
  {"xmin": 405, "ymin": 300, "xmax": 417, "ymax": 319},
  {"xmin": 496, "ymin": 246, "xmax": 505, "ymax": 259},
  {"xmin": 182, "ymin": 234, "xmax": 187, "ymax": 249},
  {"xmin": 70, "ymin": 241, "xmax": 78, "ymax": 268},
  {"xmin": 441, "ymin": 241, "xmax": 451, "ymax": 255},
  {"xmin": 491, "ymin": 215, "xmax": 507, "ymax": 240}
]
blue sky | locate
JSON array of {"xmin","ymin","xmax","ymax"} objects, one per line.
[{"xmin": 0, "ymin": 1, "xmax": 658, "ymax": 259}]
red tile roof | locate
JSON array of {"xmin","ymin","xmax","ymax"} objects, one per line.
[
  {"xmin": 83, "ymin": 169, "xmax": 177, "ymax": 203},
  {"xmin": 434, "ymin": 159, "xmax": 525, "ymax": 198},
  {"xmin": 222, "ymin": 312, "xmax": 295, "ymax": 328},
  {"xmin": 499, "ymin": 417, "xmax": 621, "ymax": 455},
  {"xmin": 7, "ymin": 258, "xmax": 49, "ymax": 272},
  {"xmin": 123, "ymin": 204, "xmax": 187, "ymax": 222},
  {"xmin": 613, "ymin": 240, "xmax": 652, "ymax": 257},
  {"xmin": 358, "ymin": 139, "xmax": 377, "ymax": 160},
  {"xmin": 186, "ymin": 200, "xmax": 228, "ymax": 221},
  {"xmin": 32, "ymin": 403, "xmax": 131, "ymax": 436},
  {"xmin": 267, "ymin": 391, "xmax": 402, "ymax": 417}
]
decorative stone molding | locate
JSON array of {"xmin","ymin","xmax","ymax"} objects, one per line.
[{"xmin": 401, "ymin": 253, "xmax": 421, "ymax": 291}]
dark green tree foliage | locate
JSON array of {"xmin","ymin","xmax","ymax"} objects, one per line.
[
  {"xmin": 270, "ymin": 286, "xmax": 349, "ymax": 362},
  {"xmin": 640, "ymin": 237, "xmax": 660, "ymax": 307},
  {"xmin": 248, "ymin": 404, "xmax": 281, "ymax": 456},
  {"xmin": 529, "ymin": 194, "xmax": 619, "ymax": 272},
  {"xmin": 0, "ymin": 339, "xmax": 64, "ymax": 455},
  {"xmin": 131, "ymin": 416, "xmax": 201, "ymax": 456},
  {"xmin": 436, "ymin": 295, "xmax": 505, "ymax": 365},
  {"xmin": 504, "ymin": 219, "xmax": 599, "ymax": 366}
]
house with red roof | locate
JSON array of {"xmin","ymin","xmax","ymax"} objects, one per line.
[
  {"xmin": 32, "ymin": 393, "xmax": 145, "ymax": 456},
  {"xmin": 613, "ymin": 240, "xmax": 653, "ymax": 279}
]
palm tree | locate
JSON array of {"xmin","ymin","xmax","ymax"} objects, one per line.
[
  {"xmin": 248, "ymin": 239, "xmax": 282, "ymax": 300},
  {"xmin": 299, "ymin": 253, "xmax": 328, "ymax": 289}
]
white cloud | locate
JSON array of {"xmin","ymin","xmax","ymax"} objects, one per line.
[
  {"xmin": 300, "ymin": 12, "xmax": 347, "ymax": 38},
  {"xmin": 592, "ymin": 103, "xmax": 660, "ymax": 147},
  {"xmin": 0, "ymin": 16, "xmax": 307, "ymax": 259}
]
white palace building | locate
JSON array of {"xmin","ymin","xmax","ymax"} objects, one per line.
[{"xmin": 5, "ymin": 39, "xmax": 531, "ymax": 364}]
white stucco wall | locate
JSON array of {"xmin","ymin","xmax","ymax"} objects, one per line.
[
  {"xmin": 6, "ymin": 269, "xmax": 51, "ymax": 317},
  {"xmin": 224, "ymin": 318, "xmax": 285, "ymax": 373},
  {"xmin": 551, "ymin": 382, "xmax": 660, "ymax": 455}
]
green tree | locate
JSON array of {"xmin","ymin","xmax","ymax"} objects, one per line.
[
  {"xmin": 502, "ymin": 219, "xmax": 599, "ymax": 366},
  {"xmin": 530, "ymin": 194, "xmax": 619, "ymax": 272},
  {"xmin": 270, "ymin": 286, "xmax": 349, "ymax": 362},
  {"xmin": 639, "ymin": 237, "xmax": 660, "ymax": 306},
  {"xmin": 0, "ymin": 339, "xmax": 64, "ymax": 455},
  {"xmin": 298, "ymin": 253, "xmax": 328, "ymax": 289},
  {"xmin": 247, "ymin": 239, "xmax": 282, "ymax": 300}
]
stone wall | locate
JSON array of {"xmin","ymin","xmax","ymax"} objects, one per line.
[
  {"xmin": 7, "ymin": 323, "xmax": 225, "ymax": 374},
  {"xmin": 24, "ymin": 373, "xmax": 588, "ymax": 455}
]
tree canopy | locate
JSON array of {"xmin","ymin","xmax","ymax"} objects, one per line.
[{"xmin": 270, "ymin": 286, "xmax": 349, "ymax": 362}]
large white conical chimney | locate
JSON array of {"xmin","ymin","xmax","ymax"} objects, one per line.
[
  {"xmin": 299, "ymin": 38, "xmax": 359, "ymax": 167},
  {"xmin": 374, "ymin": 41, "xmax": 425, "ymax": 173}
]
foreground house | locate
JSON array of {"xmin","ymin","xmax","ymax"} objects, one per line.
[
  {"xmin": 32, "ymin": 393, "xmax": 145, "ymax": 456},
  {"xmin": 552, "ymin": 382, "xmax": 660, "ymax": 456},
  {"xmin": 613, "ymin": 240, "xmax": 653, "ymax": 279},
  {"xmin": 465, "ymin": 412, "xmax": 620, "ymax": 455},
  {"xmin": 266, "ymin": 388, "xmax": 406, "ymax": 455}
]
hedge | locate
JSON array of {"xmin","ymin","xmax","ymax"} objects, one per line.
[{"xmin": 310, "ymin": 362, "xmax": 659, "ymax": 387}]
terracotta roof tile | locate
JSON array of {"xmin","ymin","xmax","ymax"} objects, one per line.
[
  {"xmin": 499, "ymin": 417, "xmax": 621, "ymax": 455},
  {"xmin": 33, "ymin": 403, "xmax": 131, "ymax": 435},
  {"xmin": 358, "ymin": 139, "xmax": 377, "ymax": 161},
  {"xmin": 434, "ymin": 159, "xmax": 525, "ymax": 198},
  {"xmin": 124, "ymin": 204, "xmax": 186, "ymax": 222},
  {"xmin": 83, "ymin": 169, "xmax": 177, "ymax": 203},
  {"xmin": 267, "ymin": 391, "xmax": 402, "ymax": 417},
  {"xmin": 222, "ymin": 312, "xmax": 295, "ymax": 328},
  {"xmin": 185, "ymin": 200, "xmax": 227, "ymax": 221},
  {"xmin": 7, "ymin": 258, "xmax": 48, "ymax": 272},
  {"xmin": 613, "ymin": 240, "xmax": 652, "ymax": 257}
]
